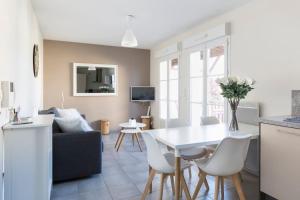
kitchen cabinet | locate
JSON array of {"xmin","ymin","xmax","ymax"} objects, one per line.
[{"xmin": 261, "ymin": 123, "xmax": 300, "ymax": 200}]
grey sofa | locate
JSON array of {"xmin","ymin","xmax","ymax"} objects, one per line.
[{"xmin": 39, "ymin": 108, "xmax": 102, "ymax": 182}]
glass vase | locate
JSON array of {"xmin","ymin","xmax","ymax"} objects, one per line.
[{"xmin": 229, "ymin": 109, "xmax": 239, "ymax": 131}]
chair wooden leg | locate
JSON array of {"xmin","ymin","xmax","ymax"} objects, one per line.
[
  {"xmin": 221, "ymin": 177, "xmax": 224, "ymax": 200},
  {"xmin": 214, "ymin": 176, "xmax": 219, "ymax": 200},
  {"xmin": 159, "ymin": 174, "xmax": 166, "ymax": 200},
  {"xmin": 116, "ymin": 133, "xmax": 125, "ymax": 152},
  {"xmin": 232, "ymin": 173, "xmax": 246, "ymax": 200},
  {"xmin": 204, "ymin": 175, "xmax": 209, "ymax": 191},
  {"xmin": 188, "ymin": 166, "xmax": 192, "ymax": 179},
  {"xmin": 198, "ymin": 168, "xmax": 209, "ymax": 191},
  {"xmin": 114, "ymin": 132, "xmax": 122, "ymax": 148},
  {"xmin": 149, "ymin": 166, "xmax": 152, "ymax": 193},
  {"xmin": 180, "ymin": 173, "xmax": 192, "ymax": 200},
  {"xmin": 192, "ymin": 172, "xmax": 206, "ymax": 200},
  {"xmin": 170, "ymin": 175, "xmax": 175, "ymax": 195},
  {"xmin": 135, "ymin": 133, "xmax": 143, "ymax": 152},
  {"xmin": 141, "ymin": 169, "xmax": 156, "ymax": 200}
]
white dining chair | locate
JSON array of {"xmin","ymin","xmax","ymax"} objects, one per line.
[
  {"xmin": 141, "ymin": 132, "xmax": 192, "ymax": 200},
  {"xmin": 192, "ymin": 135, "xmax": 251, "ymax": 200},
  {"xmin": 200, "ymin": 116, "xmax": 220, "ymax": 125},
  {"xmin": 181, "ymin": 116, "xmax": 220, "ymax": 179}
]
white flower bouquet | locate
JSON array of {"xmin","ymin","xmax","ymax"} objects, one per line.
[{"xmin": 216, "ymin": 76, "xmax": 255, "ymax": 131}]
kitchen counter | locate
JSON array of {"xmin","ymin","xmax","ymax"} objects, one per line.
[{"xmin": 260, "ymin": 115, "xmax": 300, "ymax": 129}]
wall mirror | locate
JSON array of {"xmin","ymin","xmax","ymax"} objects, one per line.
[{"xmin": 73, "ymin": 63, "xmax": 118, "ymax": 96}]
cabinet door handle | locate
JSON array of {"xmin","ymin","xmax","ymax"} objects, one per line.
[{"xmin": 277, "ymin": 129, "xmax": 300, "ymax": 137}]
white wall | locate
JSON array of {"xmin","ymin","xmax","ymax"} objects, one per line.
[
  {"xmin": 0, "ymin": 0, "xmax": 43, "ymax": 198},
  {"xmin": 0, "ymin": 0, "xmax": 44, "ymax": 118},
  {"xmin": 151, "ymin": 0, "xmax": 300, "ymax": 128}
]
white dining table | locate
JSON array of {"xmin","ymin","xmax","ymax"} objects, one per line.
[{"xmin": 144, "ymin": 123, "xmax": 259, "ymax": 200}]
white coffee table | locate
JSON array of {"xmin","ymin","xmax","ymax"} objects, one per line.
[
  {"xmin": 119, "ymin": 122, "xmax": 146, "ymax": 129},
  {"xmin": 114, "ymin": 122, "xmax": 146, "ymax": 152}
]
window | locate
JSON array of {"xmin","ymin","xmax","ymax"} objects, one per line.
[
  {"xmin": 189, "ymin": 42, "xmax": 227, "ymax": 126},
  {"xmin": 159, "ymin": 57, "xmax": 179, "ymax": 121}
]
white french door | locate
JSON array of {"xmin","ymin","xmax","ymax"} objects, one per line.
[
  {"xmin": 159, "ymin": 55, "xmax": 179, "ymax": 128},
  {"xmin": 188, "ymin": 38, "xmax": 229, "ymax": 126}
]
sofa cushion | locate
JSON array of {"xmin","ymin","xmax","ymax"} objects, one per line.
[
  {"xmin": 57, "ymin": 108, "xmax": 82, "ymax": 119},
  {"xmin": 55, "ymin": 117, "xmax": 93, "ymax": 133}
]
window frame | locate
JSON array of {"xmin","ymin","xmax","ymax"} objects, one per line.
[
  {"xmin": 158, "ymin": 53, "xmax": 180, "ymax": 127},
  {"xmin": 186, "ymin": 36, "xmax": 230, "ymax": 125}
]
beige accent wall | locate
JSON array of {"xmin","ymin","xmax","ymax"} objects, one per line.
[{"xmin": 44, "ymin": 40, "xmax": 150, "ymax": 131}]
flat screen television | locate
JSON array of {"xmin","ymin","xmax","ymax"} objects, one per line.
[{"xmin": 131, "ymin": 86, "xmax": 155, "ymax": 101}]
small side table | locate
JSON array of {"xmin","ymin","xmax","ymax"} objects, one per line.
[
  {"xmin": 114, "ymin": 122, "xmax": 146, "ymax": 151},
  {"xmin": 116, "ymin": 128, "xmax": 143, "ymax": 152},
  {"xmin": 100, "ymin": 120, "xmax": 110, "ymax": 135},
  {"xmin": 141, "ymin": 116, "xmax": 152, "ymax": 130}
]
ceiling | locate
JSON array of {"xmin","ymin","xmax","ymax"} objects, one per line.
[{"xmin": 32, "ymin": 0, "xmax": 250, "ymax": 49}]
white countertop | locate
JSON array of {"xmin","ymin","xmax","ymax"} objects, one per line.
[
  {"xmin": 260, "ymin": 115, "xmax": 300, "ymax": 129},
  {"xmin": 3, "ymin": 114, "xmax": 54, "ymax": 130}
]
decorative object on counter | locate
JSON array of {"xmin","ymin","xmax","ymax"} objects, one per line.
[
  {"xmin": 216, "ymin": 76, "xmax": 255, "ymax": 131},
  {"xmin": 12, "ymin": 106, "xmax": 20, "ymax": 122},
  {"xmin": 129, "ymin": 118, "xmax": 137, "ymax": 126},
  {"xmin": 292, "ymin": 90, "xmax": 300, "ymax": 116},
  {"xmin": 33, "ymin": 44, "xmax": 39, "ymax": 77}
]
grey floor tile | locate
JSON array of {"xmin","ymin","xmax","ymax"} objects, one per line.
[
  {"xmin": 79, "ymin": 187, "xmax": 113, "ymax": 200},
  {"xmin": 107, "ymin": 182, "xmax": 141, "ymax": 200},
  {"xmin": 77, "ymin": 175, "xmax": 106, "ymax": 193},
  {"xmin": 52, "ymin": 181, "xmax": 79, "ymax": 198},
  {"xmin": 51, "ymin": 193, "xmax": 80, "ymax": 200}
]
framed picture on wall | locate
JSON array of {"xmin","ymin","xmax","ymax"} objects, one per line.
[
  {"xmin": 33, "ymin": 44, "xmax": 39, "ymax": 78},
  {"xmin": 73, "ymin": 63, "xmax": 118, "ymax": 96}
]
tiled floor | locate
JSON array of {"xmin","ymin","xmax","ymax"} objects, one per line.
[{"xmin": 51, "ymin": 132, "xmax": 259, "ymax": 200}]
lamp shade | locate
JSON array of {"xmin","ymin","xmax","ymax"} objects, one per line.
[{"xmin": 121, "ymin": 29, "xmax": 138, "ymax": 47}]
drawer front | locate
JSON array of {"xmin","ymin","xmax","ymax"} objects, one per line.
[{"xmin": 261, "ymin": 123, "xmax": 300, "ymax": 200}]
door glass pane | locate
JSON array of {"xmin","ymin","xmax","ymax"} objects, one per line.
[
  {"xmin": 190, "ymin": 51, "xmax": 204, "ymax": 77},
  {"xmin": 160, "ymin": 81, "xmax": 167, "ymax": 100},
  {"xmin": 169, "ymin": 58, "xmax": 179, "ymax": 79},
  {"xmin": 207, "ymin": 104, "xmax": 224, "ymax": 122},
  {"xmin": 169, "ymin": 80, "xmax": 178, "ymax": 101},
  {"xmin": 191, "ymin": 103, "xmax": 202, "ymax": 126},
  {"xmin": 207, "ymin": 45, "xmax": 225, "ymax": 76},
  {"xmin": 207, "ymin": 77, "xmax": 223, "ymax": 105},
  {"xmin": 160, "ymin": 100, "xmax": 167, "ymax": 119},
  {"xmin": 169, "ymin": 101, "xmax": 178, "ymax": 119},
  {"xmin": 160, "ymin": 61, "xmax": 167, "ymax": 80},
  {"xmin": 190, "ymin": 78, "xmax": 203, "ymax": 103}
]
